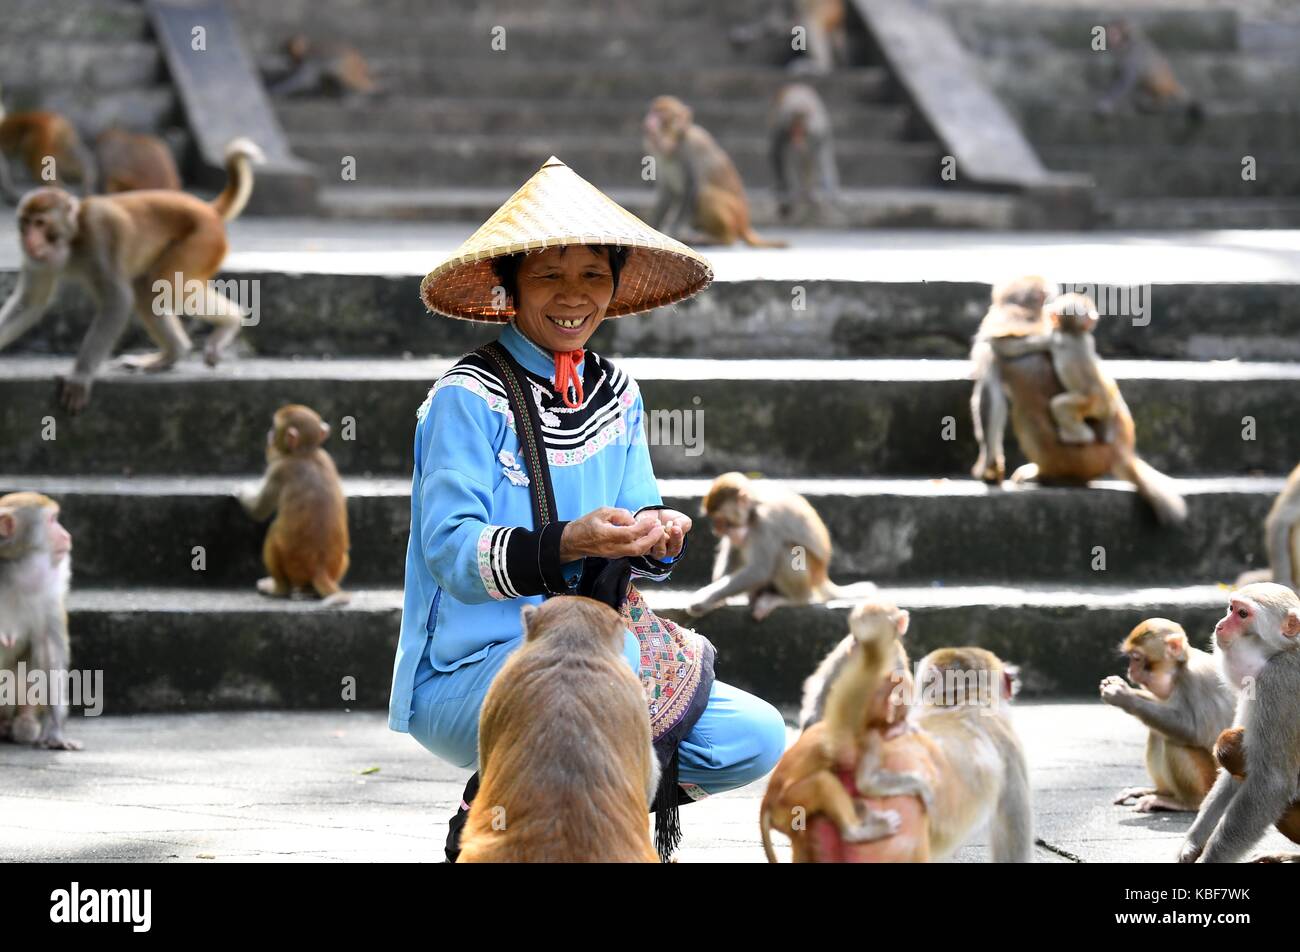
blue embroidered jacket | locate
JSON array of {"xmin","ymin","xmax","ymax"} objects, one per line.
[{"xmin": 388, "ymin": 321, "xmax": 683, "ymax": 732}]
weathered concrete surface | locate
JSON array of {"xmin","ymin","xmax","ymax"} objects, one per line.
[
  {"xmin": 3, "ymin": 357, "xmax": 1298, "ymax": 478},
  {"xmin": 0, "ymin": 475, "xmax": 1280, "ymax": 589},
  {"xmin": 8, "ymin": 270, "xmax": 1300, "ymax": 361},
  {"xmin": 1, "ymin": 707, "xmax": 1292, "ymax": 862},
  {"xmin": 55, "ymin": 584, "xmax": 1235, "ymax": 711}
]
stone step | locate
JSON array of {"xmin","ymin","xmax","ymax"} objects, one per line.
[
  {"xmin": 1013, "ymin": 104, "xmax": 1300, "ymax": 151},
  {"xmin": 290, "ymin": 133, "xmax": 942, "ymax": 189},
  {"xmin": 2, "ymin": 474, "xmax": 1278, "ymax": 590},
  {"xmin": 316, "ymin": 185, "xmax": 1020, "ymax": 229},
  {"xmin": 2, "ymin": 357, "xmax": 1298, "ymax": 478},
  {"xmin": 4, "ymin": 0, "xmax": 150, "ymax": 40},
  {"xmin": 275, "ymin": 97, "xmax": 919, "ymax": 141},
  {"xmin": 60, "ymin": 583, "xmax": 1233, "ymax": 711},
  {"xmin": 1098, "ymin": 197, "xmax": 1300, "ymax": 230},
  {"xmin": 1038, "ymin": 146, "xmax": 1300, "ymax": 199},
  {"xmin": 7, "ymin": 272, "xmax": 1296, "ymax": 362},
  {"xmin": 940, "ymin": 5, "xmax": 1240, "ymax": 53},
  {"xmin": 0, "ymin": 42, "xmax": 164, "ymax": 91},
  {"xmin": 0, "ymin": 87, "xmax": 179, "ymax": 137}
]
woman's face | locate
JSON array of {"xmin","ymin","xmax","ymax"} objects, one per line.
[{"xmin": 513, "ymin": 245, "xmax": 614, "ymax": 351}]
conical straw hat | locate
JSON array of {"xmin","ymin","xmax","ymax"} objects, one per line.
[{"xmin": 420, "ymin": 156, "xmax": 713, "ymax": 322}]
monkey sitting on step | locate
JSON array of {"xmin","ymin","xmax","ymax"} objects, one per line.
[
  {"xmin": 458, "ymin": 597, "xmax": 661, "ymax": 863},
  {"xmin": 239, "ymin": 404, "xmax": 351, "ymax": 607},
  {"xmin": 0, "ymin": 103, "xmax": 96, "ymax": 202}
]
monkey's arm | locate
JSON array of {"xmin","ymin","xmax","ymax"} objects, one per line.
[
  {"xmin": 239, "ymin": 466, "xmax": 284, "ymax": 521},
  {"xmin": 1101, "ymin": 680, "xmax": 1203, "ymax": 747},
  {"xmin": 1098, "ymin": 46, "xmax": 1145, "ymax": 112},
  {"xmin": 710, "ymin": 534, "xmax": 734, "ymax": 582},
  {"xmin": 0, "ymin": 268, "xmax": 58, "ymax": 351},
  {"xmin": 62, "ymin": 231, "xmax": 133, "ymax": 411},
  {"xmin": 687, "ymin": 530, "xmax": 780, "ymax": 615},
  {"xmin": 30, "ymin": 607, "xmax": 78, "ymax": 749},
  {"xmin": 418, "ymin": 384, "xmax": 576, "ymax": 603},
  {"xmin": 990, "ymin": 333, "xmax": 1052, "ymax": 360},
  {"xmin": 0, "ymin": 154, "xmax": 20, "ymax": 203},
  {"xmin": 1180, "ymin": 770, "xmax": 1237, "ymax": 862}
]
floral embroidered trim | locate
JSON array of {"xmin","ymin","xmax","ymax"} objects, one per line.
[
  {"xmin": 477, "ymin": 524, "xmax": 517, "ymax": 600},
  {"xmin": 678, "ymin": 782, "xmax": 710, "ymax": 802}
]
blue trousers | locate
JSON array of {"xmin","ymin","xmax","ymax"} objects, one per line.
[{"xmin": 408, "ymin": 631, "xmax": 786, "ymax": 799}]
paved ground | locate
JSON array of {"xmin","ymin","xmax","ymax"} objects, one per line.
[
  {"xmin": 1, "ymin": 703, "xmax": 1292, "ymax": 863},
  {"xmin": 2, "ymin": 221, "xmax": 1295, "ymax": 283}
]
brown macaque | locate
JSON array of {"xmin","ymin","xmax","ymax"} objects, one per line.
[
  {"xmin": 729, "ymin": 0, "xmax": 848, "ymax": 73},
  {"xmin": 769, "ymin": 83, "xmax": 839, "ymax": 223},
  {"xmin": 269, "ymin": 35, "xmax": 379, "ymax": 99},
  {"xmin": 0, "ymin": 105, "xmax": 96, "ymax": 202},
  {"xmin": 1214, "ymin": 727, "xmax": 1300, "ymax": 852},
  {"xmin": 642, "ymin": 95, "xmax": 786, "ymax": 248},
  {"xmin": 94, "ymin": 129, "xmax": 181, "ymax": 193},
  {"xmin": 0, "ymin": 492, "xmax": 80, "ymax": 750},
  {"xmin": 458, "ymin": 597, "xmax": 660, "ymax": 863},
  {"xmin": 1099, "ymin": 618, "xmax": 1235, "ymax": 812},
  {"xmin": 0, "ymin": 138, "xmax": 263, "ymax": 412},
  {"xmin": 1097, "ymin": 20, "xmax": 1202, "ymax": 123},
  {"xmin": 687, "ymin": 472, "xmax": 854, "ymax": 620},
  {"xmin": 970, "ymin": 282, "xmax": 1187, "ymax": 525},
  {"xmin": 1180, "ymin": 583, "xmax": 1300, "ymax": 862},
  {"xmin": 761, "ymin": 601, "xmax": 930, "ymax": 862},
  {"xmin": 1235, "ymin": 462, "xmax": 1300, "ymax": 593},
  {"xmin": 239, "ymin": 404, "xmax": 351, "ymax": 606}
]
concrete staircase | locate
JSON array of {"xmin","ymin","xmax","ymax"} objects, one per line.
[
  {"xmin": 227, "ymin": 0, "xmax": 1028, "ymax": 228},
  {"xmin": 938, "ymin": 2, "xmax": 1300, "ymax": 227},
  {"xmin": 0, "ymin": 0, "xmax": 190, "ymax": 176},
  {"xmin": 2, "ymin": 257, "xmax": 1296, "ymax": 711}
]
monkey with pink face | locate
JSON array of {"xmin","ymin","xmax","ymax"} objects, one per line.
[{"xmin": 1179, "ymin": 583, "xmax": 1300, "ymax": 862}]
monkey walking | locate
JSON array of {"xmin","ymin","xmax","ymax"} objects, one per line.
[
  {"xmin": 769, "ymin": 83, "xmax": 839, "ymax": 223},
  {"xmin": 239, "ymin": 404, "xmax": 351, "ymax": 607},
  {"xmin": 1235, "ymin": 461, "xmax": 1300, "ymax": 592},
  {"xmin": 458, "ymin": 597, "xmax": 661, "ymax": 863},
  {"xmin": 687, "ymin": 472, "xmax": 860, "ymax": 620},
  {"xmin": 761, "ymin": 601, "xmax": 932, "ymax": 862},
  {"xmin": 1180, "ymin": 583, "xmax": 1300, "ymax": 863},
  {"xmin": 0, "ymin": 137, "xmax": 263, "ymax": 413},
  {"xmin": 1099, "ymin": 618, "xmax": 1235, "ymax": 812},
  {"xmin": 642, "ymin": 96, "xmax": 786, "ymax": 248},
  {"xmin": 0, "ymin": 101, "xmax": 97, "ymax": 202},
  {"xmin": 0, "ymin": 492, "xmax": 80, "ymax": 750}
]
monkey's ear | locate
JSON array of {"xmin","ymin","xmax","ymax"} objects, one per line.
[
  {"xmin": 1001, "ymin": 665, "xmax": 1022, "ymax": 701},
  {"xmin": 894, "ymin": 609, "xmax": 910, "ymax": 637},
  {"xmin": 286, "ymin": 426, "xmax": 300, "ymax": 450},
  {"xmin": 0, "ymin": 509, "xmax": 14, "ymax": 539},
  {"xmin": 1283, "ymin": 610, "xmax": 1300, "ymax": 640},
  {"xmin": 520, "ymin": 603, "xmax": 539, "ymax": 638},
  {"xmin": 1164, "ymin": 632, "xmax": 1188, "ymax": 660},
  {"xmin": 318, "ymin": 422, "xmax": 331, "ymax": 443}
]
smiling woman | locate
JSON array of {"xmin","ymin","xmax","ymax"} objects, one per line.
[{"xmin": 390, "ymin": 157, "xmax": 787, "ymax": 861}]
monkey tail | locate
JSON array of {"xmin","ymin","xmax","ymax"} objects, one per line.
[
  {"xmin": 740, "ymin": 227, "xmax": 788, "ymax": 249},
  {"xmin": 760, "ymin": 806, "xmax": 779, "ymax": 863},
  {"xmin": 818, "ymin": 579, "xmax": 873, "ymax": 602},
  {"xmin": 210, "ymin": 137, "xmax": 266, "ymax": 222},
  {"xmin": 1113, "ymin": 450, "xmax": 1187, "ymax": 526}
]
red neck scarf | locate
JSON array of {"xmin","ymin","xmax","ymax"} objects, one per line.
[{"xmin": 553, "ymin": 348, "xmax": 585, "ymax": 408}]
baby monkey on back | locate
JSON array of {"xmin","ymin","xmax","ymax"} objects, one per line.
[{"xmin": 239, "ymin": 404, "xmax": 351, "ymax": 606}]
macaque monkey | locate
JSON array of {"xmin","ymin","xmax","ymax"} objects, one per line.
[
  {"xmin": 1097, "ymin": 20, "xmax": 1202, "ymax": 123},
  {"xmin": 729, "ymin": 0, "xmax": 848, "ymax": 73},
  {"xmin": 970, "ymin": 283, "xmax": 1187, "ymax": 525},
  {"xmin": 761, "ymin": 601, "xmax": 931, "ymax": 862},
  {"xmin": 1180, "ymin": 583, "xmax": 1300, "ymax": 863},
  {"xmin": 1099, "ymin": 618, "xmax": 1235, "ymax": 812},
  {"xmin": 769, "ymin": 83, "xmax": 839, "ymax": 222},
  {"xmin": 642, "ymin": 96, "xmax": 786, "ymax": 248},
  {"xmin": 0, "ymin": 138, "xmax": 263, "ymax": 412},
  {"xmin": 0, "ymin": 104, "xmax": 96, "ymax": 202},
  {"xmin": 458, "ymin": 597, "xmax": 660, "ymax": 863},
  {"xmin": 1214, "ymin": 727, "xmax": 1300, "ymax": 853},
  {"xmin": 1235, "ymin": 462, "xmax": 1300, "ymax": 592},
  {"xmin": 95, "ymin": 129, "xmax": 181, "ymax": 193},
  {"xmin": 239, "ymin": 404, "xmax": 350, "ymax": 606},
  {"xmin": 0, "ymin": 492, "xmax": 80, "ymax": 750},
  {"xmin": 269, "ymin": 35, "xmax": 379, "ymax": 99},
  {"xmin": 687, "ymin": 472, "xmax": 852, "ymax": 620}
]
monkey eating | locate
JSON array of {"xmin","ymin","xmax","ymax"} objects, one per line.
[
  {"xmin": 0, "ymin": 138, "xmax": 263, "ymax": 412},
  {"xmin": 0, "ymin": 492, "xmax": 80, "ymax": 750},
  {"xmin": 970, "ymin": 283, "xmax": 1187, "ymax": 525},
  {"xmin": 458, "ymin": 597, "xmax": 661, "ymax": 863},
  {"xmin": 95, "ymin": 129, "xmax": 181, "ymax": 193},
  {"xmin": 769, "ymin": 83, "xmax": 839, "ymax": 223},
  {"xmin": 761, "ymin": 600, "xmax": 931, "ymax": 863},
  {"xmin": 1179, "ymin": 583, "xmax": 1300, "ymax": 863},
  {"xmin": 642, "ymin": 95, "xmax": 786, "ymax": 248},
  {"xmin": 239, "ymin": 404, "xmax": 351, "ymax": 607},
  {"xmin": 686, "ymin": 472, "xmax": 855, "ymax": 620},
  {"xmin": 1099, "ymin": 618, "xmax": 1235, "ymax": 812},
  {"xmin": 0, "ymin": 105, "xmax": 96, "ymax": 202}
]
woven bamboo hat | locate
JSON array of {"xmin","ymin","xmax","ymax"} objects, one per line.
[{"xmin": 420, "ymin": 156, "xmax": 713, "ymax": 322}]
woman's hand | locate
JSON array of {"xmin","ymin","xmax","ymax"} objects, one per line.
[
  {"xmin": 644, "ymin": 508, "xmax": 691, "ymax": 561},
  {"xmin": 560, "ymin": 507, "xmax": 665, "ymax": 562}
]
